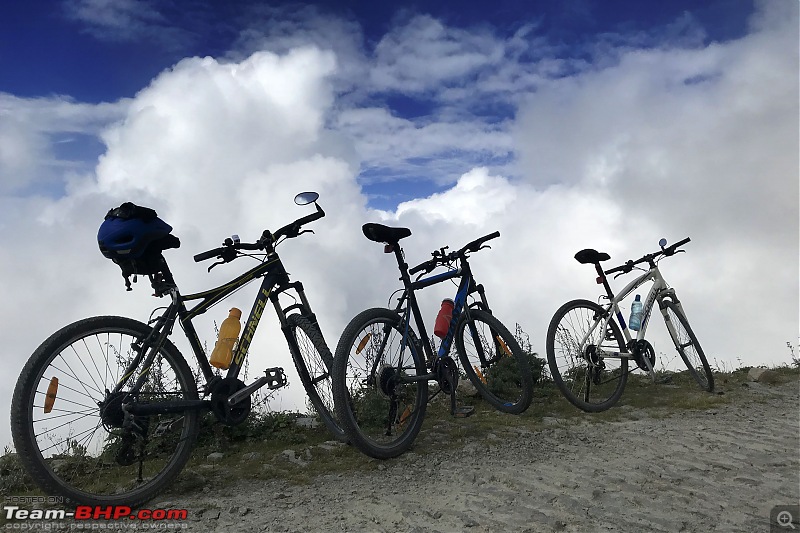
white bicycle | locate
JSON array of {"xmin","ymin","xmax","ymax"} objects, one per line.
[{"xmin": 546, "ymin": 237, "xmax": 714, "ymax": 412}]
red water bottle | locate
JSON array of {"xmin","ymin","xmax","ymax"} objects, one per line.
[{"xmin": 434, "ymin": 299, "xmax": 455, "ymax": 338}]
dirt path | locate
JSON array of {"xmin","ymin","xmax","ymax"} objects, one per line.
[{"xmin": 154, "ymin": 380, "xmax": 799, "ymax": 532}]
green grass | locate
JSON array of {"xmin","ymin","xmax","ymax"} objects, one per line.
[{"xmin": 3, "ymin": 365, "xmax": 798, "ymax": 500}]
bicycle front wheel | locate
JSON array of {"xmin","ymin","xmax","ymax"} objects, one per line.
[
  {"xmin": 455, "ymin": 309, "xmax": 533, "ymax": 414},
  {"xmin": 546, "ymin": 300, "xmax": 628, "ymax": 412},
  {"xmin": 10, "ymin": 316, "xmax": 200, "ymax": 507},
  {"xmin": 286, "ymin": 314, "xmax": 346, "ymax": 442},
  {"xmin": 331, "ymin": 308, "xmax": 428, "ymax": 459},
  {"xmin": 662, "ymin": 301, "xmax": 714, "ymax": 392}
]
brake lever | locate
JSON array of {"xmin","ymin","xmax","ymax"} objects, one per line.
[{"xmin": 208, "ymin": 247, "xmax": 238, "ymax": 271}]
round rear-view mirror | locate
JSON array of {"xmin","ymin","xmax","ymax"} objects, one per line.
[{"xmin": 294, "ymin": 192, "xmax": 319, "ymax": 205}]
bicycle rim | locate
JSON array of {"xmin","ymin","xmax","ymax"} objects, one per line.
[
  {"xmin": 333, "ymin": 308, "xmax": 427, "ymax": 459},
  {"xmin": 456, "ymin": 310, "xmax": 533, "ymax": 414},
  {"xmin": 546, "ymin": 300, "xmax": 628, "ymax": 412},
  {"xmin": 663, "ymin": 302, "xmax": 714, "ymax": 392},
  {"xmin": 287, "ymin": 314, "xmax": 346, "ymax": 441},
  {"xmin": 11, "ymin": 317, "xmax": 199, "ymax": 506}
]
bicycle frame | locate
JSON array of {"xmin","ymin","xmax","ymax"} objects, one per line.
[
  {"xmin": 113, "ymin": 250, "xmax": 317, "ymax": 414},
  {"xmin": 586, "ymin": 264, "xmax": 681, "ymax": 367},
  {"xmin": 388, "ymin": 248, "xmax": 492, "ymax": 381}
]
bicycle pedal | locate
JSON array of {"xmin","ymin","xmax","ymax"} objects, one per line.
[
  {"xmin": 452, "ymin": 406, "xmax": 475, "ymax": 418},
  {"xmin": 264, "ymin": 367, "xmax": 287, "ymax": 389}
]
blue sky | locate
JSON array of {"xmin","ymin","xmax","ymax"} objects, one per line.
[
  {"xmin": 2, "ymin": 1, "xmax": 753, "ymax": 103},
  {"xmin": 0, "ymin": 0, "xmax": 797, "ymax": 448},
  {"xmin": 2, "ymin": 0, "xmax": 758, "ymax": 208}
]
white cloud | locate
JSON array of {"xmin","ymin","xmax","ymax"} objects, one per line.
[
  {"xmin": 2, "ymin": 1, "xmax": 797, "ymax": 453},
  {"xmin": 62, "ymin": 0, "xmax": 181, "ymax": 44},
  {"xmin": 371, "ymin": 15, "xmax": 505, "ymax": 93}
]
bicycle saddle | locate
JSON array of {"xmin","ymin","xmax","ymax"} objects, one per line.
[
  {"xmin": 574, "ymin": 249, "xmax": 611, "ymax": 264},
  {"xmin": 362, "ymin": 223, "xmax": 412, "ymax": 244}
]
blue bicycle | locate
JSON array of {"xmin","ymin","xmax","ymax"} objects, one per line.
[{"xmin": 331, "ymin": 223, "xmax": 533, "ymax": 459}]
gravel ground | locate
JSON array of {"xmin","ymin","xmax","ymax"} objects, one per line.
[{"xmin": 150, "ymin": 378, "xmax": 799, "ymax": 532}]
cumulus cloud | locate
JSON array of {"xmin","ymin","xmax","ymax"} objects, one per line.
[{"xmin": 1, "ymin": 1, "xmax": 797, "ymax": 452}]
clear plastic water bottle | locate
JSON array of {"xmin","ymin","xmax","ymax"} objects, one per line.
[{"xmin": 629, "ymin": 295, "xmax": 643, "ymax": 331}]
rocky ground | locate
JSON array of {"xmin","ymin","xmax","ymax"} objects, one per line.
[{"xmin": 151, "ymin": 377, "xmax": 799, "ymax": 532}]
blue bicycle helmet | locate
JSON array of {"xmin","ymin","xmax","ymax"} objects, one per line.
[
  {"xmin": 98, "ymin": 217, "xmax": 173, "ymax": 259},
  {"xmin": 98, "ymin": 202, "xmax": 174, "ymax": 259}
]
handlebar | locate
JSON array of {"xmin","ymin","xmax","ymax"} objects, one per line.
[
  {"xmin": 604, "ymin": 237, "xmax": 691, "ymax": 276},
  {"xmin": 409, "ymin": 231, "xmax": 500, "ymax": 276},
  {"xmin": 193, "ymin": 203, "xmax": 325, "ymax": 264}
]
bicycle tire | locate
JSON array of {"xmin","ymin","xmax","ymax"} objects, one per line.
[
  {"xmin": 455, "ymin": 309, "xmax": 533, "ymax": 414},
  {"xmin": 331, "ymin": 308, "xmax": 428, "ymax": 459},
  {"xmin": 662, "ymin": 301, "xmax": 714, "ymax": 392},
  {"xmin": 10, "ymin": 316, "xmax": 200, "ymax": 507},
  {"xmin": 546, "ymin": 299, "xmax": 628, "ymax": 412},
  {"xmin": 286, "ymin": 314, "xmax": 347, "ymax": 442}
]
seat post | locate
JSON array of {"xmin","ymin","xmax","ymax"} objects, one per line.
[
  {"xmin": 594, "ymin": 262, "xmax": 615, "ymax": 299},
  {"xmin": 392, "ymin": 244, "xmax": 410, "ymax": 280}
]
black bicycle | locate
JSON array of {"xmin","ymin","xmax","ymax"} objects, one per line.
[
  {"xmin": 331, "ymin": 223, "xmax": 533, "ymax": 459},
  {"xmin": 10, "ymin": 192, "xmax": 344, "ymax": 507}
]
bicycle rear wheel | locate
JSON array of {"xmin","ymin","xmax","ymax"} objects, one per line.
[
  {"xmin": 331, "ymin": 308, "xmax": 428, "ymax": 459},
  {"xmin": 546, "ymin": 300, "xmax": 628, "ymax": 412},
  {"xmin": 10, "ymin": 316, "xmax": 199, "ymax": 507},
  {"xmin": 455, "ymin": 309, "xmax": 533, "ymax": 414},
  {"xmin": 662, "ymin": 301, "xmax": 714, "ymax": 392},
  {"xmin": 286, "ymin": 314, "xmax": 346, "ymax": 442}
]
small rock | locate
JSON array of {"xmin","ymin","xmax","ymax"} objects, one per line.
[
  {"xmin": 295, "ymin": 417, "xmax": 319, "ymax": 429},
  {"xmin": 206, "ymin": 452, "xmax": 224, "ymax": 462},
  {"xmin": 281, "ymin": 449, "xmax": 309, "ymax": 466},
  {"xmin": 457, "ymin": 379, "xmax": 479, "ymax": 397},
  {"xmin": 242, "ymin": 452, "xmax": 262, "ymax": 461}
]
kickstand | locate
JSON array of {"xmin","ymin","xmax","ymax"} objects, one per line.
[{"xmin": 449, "ymin": 385, "xmax": 474, "ymax": 418}]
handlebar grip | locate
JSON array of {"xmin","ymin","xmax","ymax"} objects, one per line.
[
  {"xmin": 194, "ymin": 248, "xmax": 223, "ymax": 262},
  {"xmin": 409, "ymin": 261, "xmax": 431, "ymax": 275},
  {"xmin": 463, "ymin": 231, "xmax": 500, "ymax": 253},
  {"xmin": 274, "ymin": 205, "xmax": 325, "ymax": 239},
  {"xmin": 673, "ymin": 237, "xmax": 691, "ymax": 248},
  {"xmin": 604, "ymin": 260, "xmax": 635, "ymax": 275}
]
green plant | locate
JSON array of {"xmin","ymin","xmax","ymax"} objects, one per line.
[{"xmin": 514, "ymin": 323, "xmax": 546, "ymax": 384}]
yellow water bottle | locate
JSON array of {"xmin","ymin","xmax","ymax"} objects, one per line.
[{"xmin": 209, "ymin": 308, "xmax": 242, "ymax": 369}]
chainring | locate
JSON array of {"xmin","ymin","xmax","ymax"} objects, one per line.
[
  {"xmin": 435, "ymin": 356, "xmax": 459, "ymax": 394},
  {"xmin": 631, "ymin": 339, "xmax": 657, "ymax": 372},
  {"xmin": 210, "ymin": 377, "xmax": 251, "ymax": 426}
]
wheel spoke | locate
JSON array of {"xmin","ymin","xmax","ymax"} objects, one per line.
[{"xmin": 546, "ymin": 300, "xmax": 628, "ymax": 412}]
